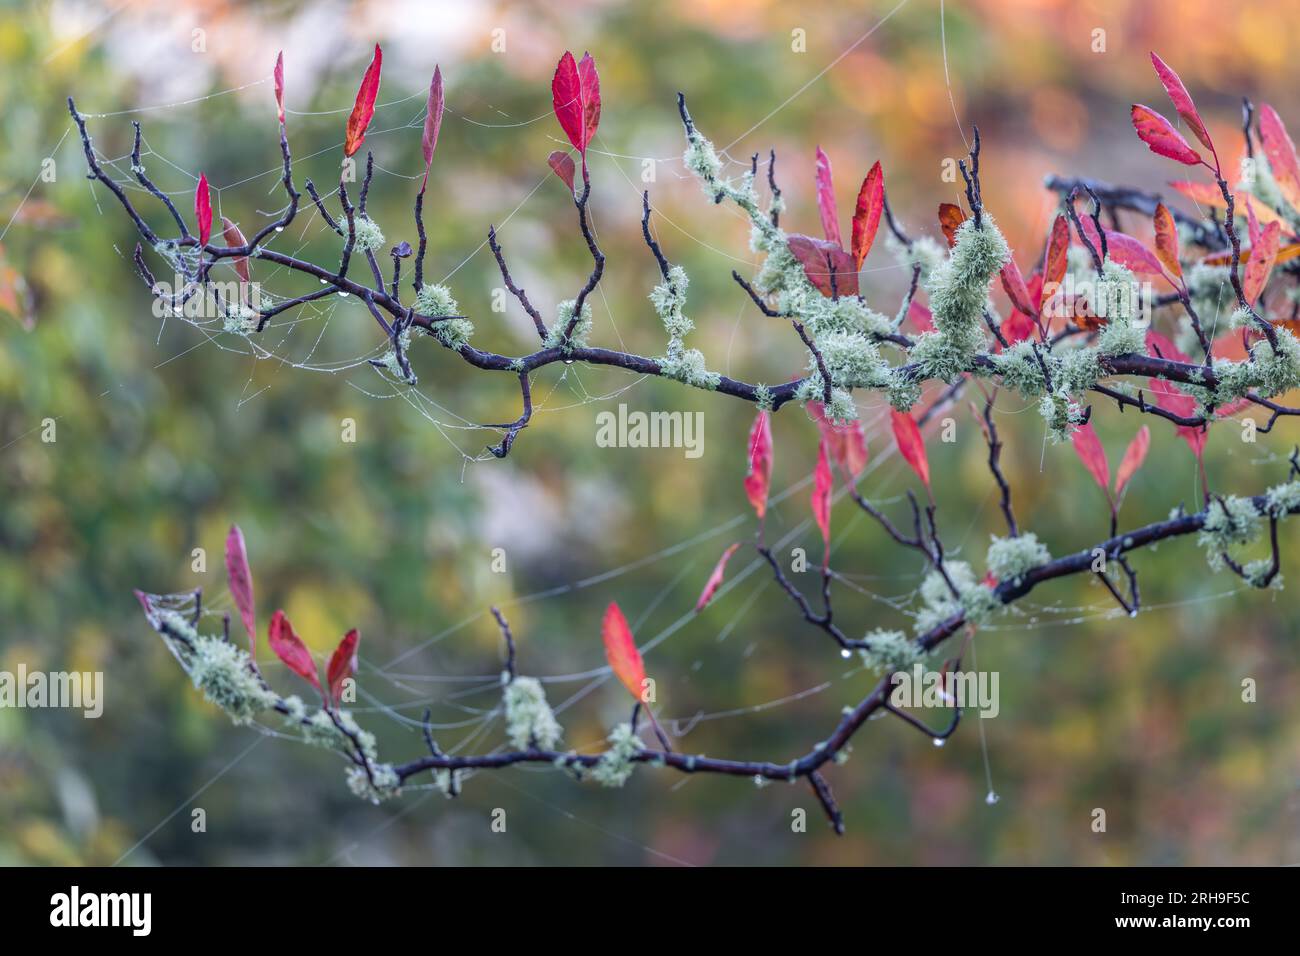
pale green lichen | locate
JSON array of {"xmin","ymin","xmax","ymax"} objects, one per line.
[
  {"xmin": 990, "ymin": 340, "xmax": 1048, "ymax": 397},
  {"xmin": 1265, "ymin": 480, "xmax": 1300, "ymax": 518},
  {"xmin": 986, "ymin": 532, "xmax": 1051, "ymax": 585},
  {"xmin": 503, "ymin": 676, "xmax": 563, "ymax": 751},
  {"xmin": 589, "ymin": 722, "xmax": 643, "ymax": 788},
  {"xmin": 858, "ymin": 628, "xmax": 924, "ymax": 674},
  {"xmin": 544, "ymin": 298, "xmax": 593, "ymax": 353},
  {"xmin": 754, "ymin": 384, "xmax": 774, "ymax": 412},
  {"xmin": 1210, "ymin": 329, "xmax": 1300, "ymax": 403},
  {"xmin": 915, "ymin": 561, "xmax": 1000, "ymax": 633},
  {"xmin": 1038, "ymin": 391, "xmax": 1085, "ymax": 443},
  {"xmin": 414, "ymin": 283, "xmax": 474, "ymax": 350},
  {"xmin": 650, "ymin": 265, "xmax": 693, "ymax": 340},
  {"xmin": 433, "ymin": 767, "xmax": 462, "ymax": 797},
  {"xmin": 1198, "ymin": 495, "xmax": 1264, "ymax": 571},
  {"xmin": 186, "ymin": 634, "xmax": 277, "ymax": 725},
  {"xmin": 350, "ymin": 216, "xmax": 385, "ymax": 254},
  {"xmin": 659, "ymin": 346, "xmax": 721, "ymax": 390},
  {"xmin": 346, "ymin": 763, "xmax": 402, "ymax": 804}
]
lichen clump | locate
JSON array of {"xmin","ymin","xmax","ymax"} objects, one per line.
[
  {"xmin": 185, "ymin": 634, "xmax": 276, "ymax": 725},
  {"xmin": 590, "ymin": 722, "xmax": 643, "ymax": 788},
  {"xmin": 986, "ymin": 532, "xmax": 1051, "ymax": 585},
  {"xmin": 858, "ymin": 628, "xmax": 924, "ymax": 674},
  {"xmin": 1198, "ymin": 495, "xmax": 1264, "ymax": 571},
  {"xmin": 350, "ymin": 216, "xmax": 385, "ymax": 254},
  {"xmin": 503, "ymin": 676, "xmax": 563, "ymax": 750},
  {"xmin": 914, "ymin": 560, "xmax": 1000, "ymax": 633},
  {"xmin": 544, "ymin": 298, "xmax": 594, "ymax": 353},
  {"xmin": 415, "ymin": 283, "xmax": 474, "ymax": 350}
]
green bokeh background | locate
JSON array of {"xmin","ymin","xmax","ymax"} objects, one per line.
[{"xmin": 2, "ymin": 0, "xmax": 1299, "ymax": 865}]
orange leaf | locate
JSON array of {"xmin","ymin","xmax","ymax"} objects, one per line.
[
  {"xmin": 1243, "ymin": 220, "xmax": 1281, "ymax": 305},
  {"xmin": 1040, "ymin": 214, "xmax": 1070, "ymax": 311},
  {"xmin": 602, "ymin": 602, "xmax": 646, "ymax": 701},
  {"xmin": 812, "ymin": 437, "xmax": 832, "ymax": 560},
  {"xmin": 1153, "ymin": 202, "xmax": 1181, "ymax": 280},
  {"xmin": 695, "ymin": 543, "xmax": 741, "ymax": 613},
  {"xmin": 344, "ymin": 44, "xmax": 383, "ymax": 158},
  {"xmin": 890, "ymin": 409, "xmax": 930, "ymax": 492},
  {"xmin": 1115, "ymin": 426, "xmax": 1150, "ymax": 498},
  {"xmin": 938, "ymin": 202, "xmax": 966, "ymax": 249},
  {"xmin": 743, "ymin": 410, "xmax": 773, "ymax": 519},
  {"xmin": 327, "ymin": 629, "xmax": 360, "ymax": 707},
  {"xmin": 850, "ymin": 161, "xmax": 883, "ymax": 270}
]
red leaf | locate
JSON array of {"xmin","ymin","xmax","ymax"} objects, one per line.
[
  {"xmin": 1070, "ymin": 421, "xmax": 1111, "ymax": 495},
  {"xmin": 1149, "ymin": 53, "xmax": 1214, "ymax": 156},
  {"xmin": 850, "ymin": 162, "xmax": 884, "ymax": 271},
  {"xmin": 576, "ymin": 52, "xmax": 601, "ymax": 151},
  {"xmin": 890, "ymin": 409, "xmax": 930, "ymax": 492},
  {"xmin": 602, "ymin": 601, "xmax": 646, "ymax": 701},
  {"xmin": 327, "ymin": 629, "xmax": 359, "ymax": 707},
  {"xmin": 695, "ymin": 543, "xmax": 741, "ymax": 613},
  {"xmin": 273, "ymin": 51, "xmax": 285, "ymax": 126},
  {"xmin": 1000, "ymin": 309, "xmax": 1037, "ymax": 345},
  {"xmin": 1115, "ymin": 425, "xmax": 1150, "ymax": 498},
  {"xmin": 224, "ymin": 525, "xmax": 256, "ymax": 656},
  {"xmin": 812, "ymin": 437, "xmax": 833, "ymax": 559},
  {"xmin": 814, "ymin": 146, "xmax": 842, "ymax": 247},
  {"xmin": 786, "ymin": 234, "xmax": 859, "ymax": 297},
  {"xmin": 194, "ymin": 173, "xmax": 212, "ymax": 248},
  {"xmin": 1040, "ymin": 214, "xmax": 1069, "ymax": 311},
  {"xmin": 1146, "ymin": 328, "xmax": 1192, "ymax": 364},
  {"xmin": 938, "ymin": 202, "xmax": 966, "ymax": 249},
  {"xmin": 1146, "ymin": 376, "xmax": 1206, "ymax": 462},
  {"xmin": 552, "ymin": 52, "xmax": 585, "ymax": 155},
  {"xmin": 1243, "ymin": 220, "xmax": 1281, "ymax": 305},
  {"xmin": 1153, "ymin": 202, "xmax": 1181, "ymax": 280},
  {"xmin": 906, "ymin": 299, "xmax": 934, "ymax": 333},
  {"xmin": 1245, "ymin": 194, "xmax": 1263, "ymax": 248},
  {"xmin": 268, "ymin": 610, "xmax": 322, "ymax": 697},
  {"xmin": 808, "ymin": 400, "xmax": 869, "ymax": 481},
  {"xmin": 743, "ymin": 410, "xmax": 773, "ymax": 520},
  {"xmin": 420, "ymin": 65, "xmax": 444, "ymax": 191},
  {"xmin": 344, "ymin": 44, "xmax": 382, "ymax": 158},
  {"xmin": 547, "ymin": 150, "xmax": 576, "ymax": 192},
  {"xmin": 999, "ymin": 257, "xmax": 1036, "ymax": 317},
  {"xmin": 1131, "ymin": 104, "xmax": 1201, "ymax": 166},
  {"xmin": 220, "ymin": 217, "xmax": 251, "ymax": 285},
  {"xmin": 1258, "ymin": 104, "xmax": 1300, "ymax": 213}
]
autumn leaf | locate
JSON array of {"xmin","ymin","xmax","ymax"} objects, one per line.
[
  {"xmin": 220, "ymin": 217, "xmax": 251, "ymax": 285},
  {"xmin": 743, "ymin": 410, "xmax": 774, "ymax": 520},
  {"xmin": 268, "ymin": 610, "xmax": 323, "ymax": 697},
  {"xmin": 906, "ymin": 299, "xmax": 934, "ymax": 334},
  {"xmin": 1258, "ymin": 104, "xmax": 1300, "ymax": 213},
  {"xmin": 1040, "ymin": 214, "xmax": 1070, "ymax": 311},
  {"xmin": 812, "ymin": 438, "xmax": 832, "ymax": 561},
  {"xmin": 1168, "ymin": 181, "xmax": 1286, "ymax": 227},
  {"xmin": 999, "ymin": 257, "xmax": 1036, "ymax": 317},
  {"xmin": 1070, "ymin": 421, "xmax": 1111, "ymax": 499},
  {"xmin": 1243, "ymin": 220, "xmax": 1281, "ymax": 305},
  {"xmin": 420, "ymin": 65, "xmax": 444, "ymax": 191},
  {"xmin": 808, "ymin": 400, "xmax": 868, "ymax": 481},
  {"xmin": 547, "ymin": 150, "xmax": 576, "ymax": 193},
  {"xmin": 850, "ymin": 161, "xmax": 883, "ymax": 271},
  {"xmin": 1115, "ymin": 425, "xmax": 1151, "ymax": 498},
  {"xmin": 576, "ymin": 52, "xmax": 601, "ymax": 150},
  {"xmin": 344, "ymin": 44, "xmax": 383, "ymax": 158},
  {"xmin": 327, "ymin": 629, "xmax": 359, "ymax": 708},
  {"xmin": 602, "ymin": 601, "xmax": 646, "ymax": 701},
  {"xmin": 224, "ymin": 524, "xmax": 256, "ymax": 656},
  {"xmin": 890, "ymin": 409, "xmax": 930, "ymax": 493},
  {"xmin": 786, "ymin": 234, "xmax": 859, "ymax": 297},
  {"xmin": 695, "ymin": 543, "xmax": 741, "ymax": 613},
  {"xmin": 1147, "ymin": 328, "xmax": 1192, "ymax": 364},
  {"xmin": 1153, "ymin": 202, "xmax": 1181, "ymax": 280},
  {"xmin": 552, "ymin": 52, "xmax": 584, "ymax": 155},
  {"xmin": 938, "ymin": 202, "xmax": 966, "ymax": 249},
  {"xmin": 273, "ymin": 51, "xmax": 285, "ymax": 127},
  {"xmin": 1076, "ymin": 214, "xmax": 1165, "ymax": 278},
  {"xmin": 1000, "ymin": 309, "xmax": 1037, "ymax": 346},
  {"xmin": 1131, "ymin": 104, "xmax": 1201, "ymax": 166},
  {"xmin": 1149, "ymin": 53, "xmax": 1215, "ymax": 157},
  {"xmin": 194, "ymin": 173, "xmax": 212, "ymax": 247},
  {"xmin": 815, "ymin": 146, "xmax": 842, "ymax": 247}
]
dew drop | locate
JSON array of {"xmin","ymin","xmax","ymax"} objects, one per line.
[
  {"xmin": 338, "ymin": 291, "xmax": 349, "ymax": 298},
  {"xmin": 932, "ymin": 737, "xmax": 946, "ymax": 748},
  {"xmin": 319, "ymin": 278, "xmax": 327, "ymax": 284},
  {"xmin": 1129, "ymin": 609, "xmax": 1138, "ymax": 618},
  {"xmin": 985, "ymin": 790, "xmax": 1000, "ymax": 806},
  {"xmin": 840, "ymin": 648, "xmax": 851, "ymax": 659},
  {"xmin": 275, "ymin": 226, "xmax": 284, "ymax": 233}
]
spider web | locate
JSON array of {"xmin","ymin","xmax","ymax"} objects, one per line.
[{"xmin": 25, "ymin": 7, "xmax": 1258, "ymax": 867}]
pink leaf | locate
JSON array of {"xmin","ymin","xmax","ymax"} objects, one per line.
[
  {"xmin": 551, "ymin": 52, "xmax": 586, "ymax": 155},
  {"xmin": 1147, "ymin": 376, "xmax": 1207, "ymax": 462},
  {"xmin": 194, "ymin": 173, "xmax": 212, "ymax": 248},
  {"xmin": 814, "ymin": 147, "xmax": 842, "ymax": 247},
  {"xmin": 1077, "ymin": 214, "xmax": 1165, "ymax": 276},
  {"xmin": 224, "ymin": 525, "xmax": 256, "ymax": 655},
  {"xmin": 1149, "ymin": 53, "xmax": 1214, "ymax": 156},
  {"xmin": 547, "ymin": 150, "xmax": 576, "ymax": 193},
  {"xmin": 273, "ymin": 51, "xmax": 285, "ymax": 126},
  {"xmin": 327, "ymin": 629, "xmax": 359, "ymax": 708},
  {"xmin": 850, "ymin": 161, "xmax": 884, "ymax": 271},
  {"xmin": 1070, "ymin": 421, "xmax": 1111, "ymax": 496},
  {"xmin": 1258, "ymin": 104, "xmax": 1300, "ymax": 213},
  {"xmin": 1243, "ymin": 220, "xmax": 1281, "ymax": 306},
  {"xmin": 906, "ymin": 299, "xmax": 934, "ymax": 334},
  {"xmin": 812, "ymin": 437, "xmax": 833, "ymax": 560},
  {"xmin": 602, "ymin": 602, "xmax": 646, "ymax": 701},
  {"xmin": 786, "ymin": 234, "xmax": 859, "ymax": 297},
  {"xmin": 808, "ymin": 400, "xmax": 869, "ymax": 481},
  {"xmin": 999, "ymin": 257, "xmax": 1036, "ymax": 318},
  {"xmin": 1146, "ymin": 328, "xmax": 1192, "ymax": 364},
  {"xmin": 576, "ymin": 52, "xmax": 601, "ymax": 151},
  {"xmin": 344, "ymin": 44, "xmax": 383, "ymax": 158},
  {"xmin": 743, "ymin": 410, "xmax": 773, "ymax": 520},
  {"xmin": 890, "ymin": 409, "xmax": 930, "ymax": 492},
  {"xmin": 1131, "ymin": 104, "xmax": 1202, "ymax": 166},
  {"xmin": 1115, "ymin": 425, "xmax": 1150, "ymax": 498},
  {"xmin": 695, "ymin": 543, "xmax": 741, "ymax": 613},
  {"xmin": 420, "ymin": 65, "xmax": 444, "ymax": 191},
  {"xmin": 268, "ymin": 610, "xmax": 323, "ymax": 698}
]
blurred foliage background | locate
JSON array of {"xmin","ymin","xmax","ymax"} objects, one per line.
[{"xmin": 3, "ymin": 0, "xmax": 1300, "ymax": 866}]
